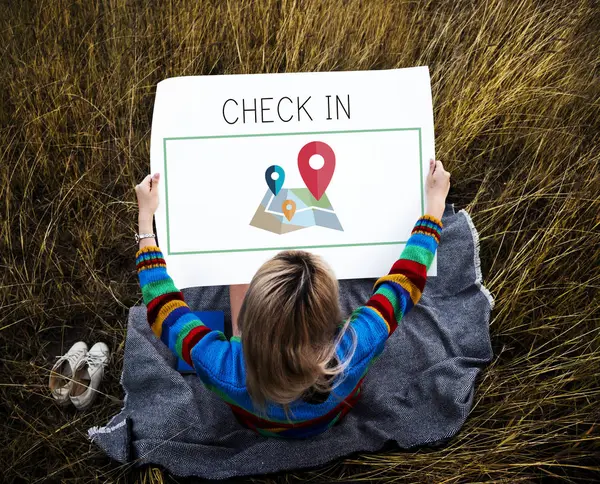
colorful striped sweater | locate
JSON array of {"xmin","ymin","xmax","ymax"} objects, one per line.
[{"xmin": 136, "ymin": 215, "xmax": 442, "ymax": 438}]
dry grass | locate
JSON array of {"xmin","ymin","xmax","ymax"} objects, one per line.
[{"xmin": 1, "ymin": 0, "xmax": 599, "ymax": 482}]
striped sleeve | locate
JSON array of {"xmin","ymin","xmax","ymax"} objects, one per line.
[
  {"xmin": 346, "ymin": 215, "xmax": 443, "ymax": 363},
  {"xmin": 366, "ymin": 215, "xmax": 441, "ymax": 336},
  {"xmin": 135, "ymin": 246, "xmax": 212, "ymax": 367}
]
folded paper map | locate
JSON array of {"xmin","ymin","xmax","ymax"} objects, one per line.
[{"xmin": 250, "ymin": 188, "xmax": 343, "ymax": 234}]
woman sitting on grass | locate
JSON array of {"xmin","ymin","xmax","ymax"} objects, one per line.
[{"xmin": 134, "ymin": 158, "xmax": 450, "ymax": 438}]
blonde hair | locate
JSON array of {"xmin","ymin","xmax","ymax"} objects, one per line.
[{"xmin": 238, "ymin": 250, "xmax": 356, "ymax": 409}]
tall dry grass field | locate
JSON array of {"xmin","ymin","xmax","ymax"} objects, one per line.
[{"xmin": 1, "ymin": 0, "xmax": 599, "ymax": 482}]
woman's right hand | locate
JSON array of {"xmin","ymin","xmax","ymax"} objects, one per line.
[{"xmin": 425, "ymin": 158, "xmax": 451, "ymax": 221}]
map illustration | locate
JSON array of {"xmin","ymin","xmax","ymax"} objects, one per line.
[
  {"xmin": 250, "ymin": 141, "xmax": 343, "ymax": 234},
  {"xmin": 250, "ymin": 188, "xmax": 343, "ymax": 234}
]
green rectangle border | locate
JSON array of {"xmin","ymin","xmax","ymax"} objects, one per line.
[{"xmin": 163, "ymin": 128, "xmax": 424, "ymax": 255}]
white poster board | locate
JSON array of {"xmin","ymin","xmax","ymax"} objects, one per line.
[{"xmin": 150, "ymin": 66, "xmax": 436, "ymax": 288}]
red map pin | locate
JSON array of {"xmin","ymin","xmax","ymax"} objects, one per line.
[{"xmin": 298, "ymin": 141, "xmax": 336, "ymax": 201}]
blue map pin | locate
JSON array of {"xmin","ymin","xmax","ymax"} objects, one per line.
[{"xmin": 265, "ymin": 165, "xmax": 285, "ymax": 196}]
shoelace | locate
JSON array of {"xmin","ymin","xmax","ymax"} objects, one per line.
[
  {"xmin": 54, "ymin": 348, "xmax": 87, "ymax": 368},
  {"xmin": 85, "ymin": 351, "xmax": 108, "ymax": 369}
]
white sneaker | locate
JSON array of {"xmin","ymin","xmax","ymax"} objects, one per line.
[
  {"xmin": 49, "ymin": 341, "xmax": 88, "ymax": 405},
  {"xmin": 69, "ymin": 342, "xmax": 110, "ymax": 411}
]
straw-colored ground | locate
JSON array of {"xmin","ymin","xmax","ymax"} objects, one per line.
[{"xmin": 1, "ymin": 1, "xmax": 599, "ymax": 482}]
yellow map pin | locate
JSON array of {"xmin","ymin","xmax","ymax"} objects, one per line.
[{"xmin": 282, "ymin": 199, "xmax": 296, "ymax": 221}]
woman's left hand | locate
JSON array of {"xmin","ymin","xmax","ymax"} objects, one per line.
[{"xmin": 135, "ymin": 173, "xmax": 160, "ymax": 219}]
